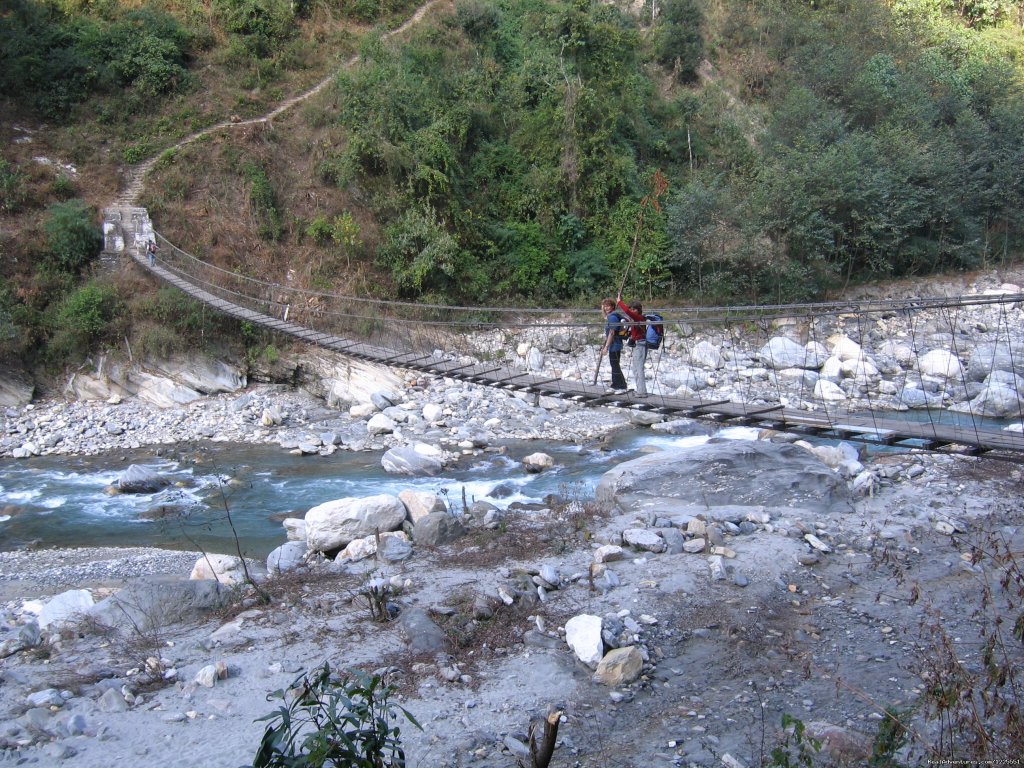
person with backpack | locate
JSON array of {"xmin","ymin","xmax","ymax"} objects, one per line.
[
  {"xmin": 616, "ymin": 295, "xmax": 649, "ymax": 397},
  {"xmin": 600, "ymin": 298, "xmax": 628, "ymax": 391}
]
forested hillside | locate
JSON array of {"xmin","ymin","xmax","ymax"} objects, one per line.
[{"xmin": 1, "ymin": 0, "xmax": 1023, "ymax": 369}]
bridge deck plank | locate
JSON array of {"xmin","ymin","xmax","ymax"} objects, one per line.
[{"xmin": 133, "ymin": 251, "xmax": 1024, "ymax": 458}]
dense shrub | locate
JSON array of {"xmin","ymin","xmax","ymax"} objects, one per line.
[
  {"xmin": 212, "ymin": 0, "xmax": 295, "ymax": 56},
  {"xmin": 0, "ymin": 0, "xmax": 195, "ymax": 118},
  {"xmin": 42, "ymin": 199, "xmax": 102, "ymax": 275},
  {"xmin": 657, "ymin": 0, "xmax": 705, "ymax": 82},
  {"xmin": 47, "ymin": 281, "xmax": 121, "ymax": 362}
]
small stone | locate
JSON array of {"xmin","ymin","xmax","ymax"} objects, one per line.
[{"xmin": 804, "ymin": 533, "xmax": 832, "ymax": 553}]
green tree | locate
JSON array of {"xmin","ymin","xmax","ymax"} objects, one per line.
[
  {"xmin": 377, "ymin": 204, "xmax": 467, "ymax": 297},
  {"xmin": 656, "ymin": 0, "xmax": 705, "ymax": 82},
  {"xmin": 43, "ymin": 200, "xmax": 102, "ymax": 274}
]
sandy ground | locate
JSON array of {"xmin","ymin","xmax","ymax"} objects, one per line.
[{"xmin": 1, "ymin": 449, "xmax": 1022, "ymax": 767}]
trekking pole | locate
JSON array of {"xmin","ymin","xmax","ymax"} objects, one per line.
[
  {"xmin": 616, "ymin": 169, "xmax": 669, "ymax": 299},
  {"xmin": 593, "ymin": 330, "xmax": 608, "ymax": 385}
]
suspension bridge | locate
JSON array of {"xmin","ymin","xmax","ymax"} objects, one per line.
[
  {"xmin": 100, "ymin": 206, "xmax": 1024, "ymax": 462},
  {"xmin": 94, "ymin": 0, "xmax": 1024, "ymax": 462}
]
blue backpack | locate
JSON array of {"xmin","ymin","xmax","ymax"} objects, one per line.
[{"xmin": 644, "ymin": 313, "xmax": 664, "ymax": 349}]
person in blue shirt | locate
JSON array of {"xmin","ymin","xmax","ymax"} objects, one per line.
[{"xmin": 601, "ymin": 298, "xmax": 627, "ymax": 391}]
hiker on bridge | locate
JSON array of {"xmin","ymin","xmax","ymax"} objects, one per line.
[
  {"xmin": 146, "ymin": 239, "xmax": 159, "ymax": 267},
  {"xmin": 600, "ymin": 298, "xmax": 627, "ymax": 392},
  {"xmin": 616, "ymin": 295, "xmax": 648, "ymax": 398}
]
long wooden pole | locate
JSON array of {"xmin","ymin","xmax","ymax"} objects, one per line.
[{"xmin": 595, "ymin": 170, "xmax": 668, "ymax": 388}]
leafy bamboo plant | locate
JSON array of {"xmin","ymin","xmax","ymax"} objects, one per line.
[{"xmin": 253, "ymin": 663, "xmax": 420, "ymax": 768}]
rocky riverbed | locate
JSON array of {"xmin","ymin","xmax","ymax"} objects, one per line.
[
  {"xmin": 0, "ymin": 443, "xmax": 1021, "ymax": 767},
  {"xmin": 1, "ymin": 269, "xmax": 1023, "ymax": 767}
]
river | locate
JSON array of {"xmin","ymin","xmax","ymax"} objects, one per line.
[{"xmin": 0, "ymin": 427, "xmax": 760, "ymax": 558}]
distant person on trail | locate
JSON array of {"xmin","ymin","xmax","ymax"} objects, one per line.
[
  {"xmin": 617, "ymin": 295, "xmax": 648, "ymax": 397},
  {"xmin": 146, "ymin": 239, "xmax": 158, "ymax": 267},
  {"xmin": 601, "ymin": 299, "xmax": 628, "ymax": 392}
]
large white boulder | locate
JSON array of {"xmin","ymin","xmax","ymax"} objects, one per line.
[
  {"xmin": 565, "ymin": 614, "xmax": 604, "ymax": 668},
  {"xmin": 422, "ymin": 403, "xmax": 444, "ymax": 423},
  {"xmin": 367, "ymin": 413, "xmax": 395, "ymax": 435},
  {"xmin": 305, "ymin": 494, "xmax": 408, "ymax": 552},
  {"xmin": 340, "ymin": 531, "xmax": 412, "ymax": 562},
  {"xmin": 596, "ymin": 439, "xmax": 851, "ymax": 517},
  {"xmin": 0, "ymin": 372, "xmax": 33, "ymax": 407},
  {"xmin": 689, "ymin": 341, "xmax": 722, "ymax": 369},
  {"xmin": 918, "ymin": 349, "xmax": 963, "ymax": 379},
  {"xmin": 523, "ymin": 452, "xmax": 554, "ymax": 473},
  {"xmin": 965, "ymin": 341, "xmax": 1024, "ymax": 382},
  {"xmin": 267, "ymin": 541, "xmax": 308, "ymax": 574},
  {"xmin": 840, "ymin": 356, "xmax": 879, "ymax": 379},
  {"xmin": 190, "ymin": 554, "xmax": 247, "ymax": 585},
  {"xmin": 117, "ymin": 464, "xmax": 169, "ymax": 494},
  {"xmin": 829, "ymin": 336, "xmax": 863, "ymax": 362},
  {"xmin": 147, "ymin": 353, "xmax": 246, "ymax": 394},
  {"xmin": 814, "ymin": 379, "xmax": 845, "ymax": 401},
  {"xmin": 758, "ymin": 337, "xmax": 825, "ymax": 370},
  {"xmin": 130, "ymin": 371, "xmax": 204, "ymax": 408},
  {"xmin": 622, "ymin": 528, "xmax": 666, "ymax": 553},
  {"xmin": 953, "ymin": 376, "xmax": 1024, "ymax": 418},
  {"xmin": 38, "ymin": 589, "xmax": 94, "ymax": 629}
]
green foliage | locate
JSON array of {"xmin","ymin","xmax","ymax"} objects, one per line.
[
  {"xmin": 331, "ymin": 0, "xmax": 676, "ymax": 302},
  {"xmin": 55, "ymin": 282, "xmax": 118, "ymax": 339},
  {"xmin": 47, "ymin": 281, "xmax": 120, "ymax": 361},
  {"xmin": 869, "ymin": 707, "xmax": 910, "ymax": 767},
  {"xmin": 380, "ymin": 201, "xmax": 483, "ymax": 296},
  {"xmin": 242, "ymin": 161, "xmax": 284, "ymax": 241},
  {"xmin": 350, "ymin": 0, "xmax": 385, "ymax": 23},
  {"xmin": 134, "ymin": 324, "xmax": 186, "ymax": 358},
  {"xmin": 305, "ymin": 212, "xmax": 360, "ymax": 251},
  {"xmin": 378, "ymin": 204, "xmax": 474, "ymax": 297},
  {"xmin": 0, "ymin": 281, "xmax": 18, "ymax": 351},
  {"xmin": 659, "ymin": 0, "xmax": 1024, "ymax": 301},
  {"xmin": 51, "ymin": 174, "xmax": 76, "ymax": 199},
  {"xmin": 0, "ymin": 158, "xmax": 27, "ymax": 213},
  {"xmin": 0, "ymin": 0, "xmax": 195, "ymax": 119},
  {"xmin": 213, "ymin": 0, "xmax": 295, "ymax": 56},
  {"xmin": 134, "ymin": 287, "xmax": 213, "ymax": 337},
  {"xmin": 123, "ymin": 142, "xmax": 152, "ymax": 164},
  {"xmin": 767, "ymin": 714, "xmax": 822, "ymax": 768},
  {"xmin": 253, "ymin": 663, "xmax": 419, "ymax": 768},
  {"xmin": 153, "ymin": 148, "xmax": 178, "ymax": 171},
  {"xmin": 656, "ymin": 0, "xmax": 705, "ymax": 82},
  {"xmin": 42, "ymin": 199, "xmax": 102, "ymax": 274}
]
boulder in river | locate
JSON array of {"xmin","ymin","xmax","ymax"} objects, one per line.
[
  {"xmin": 117, "ymin": 464, "xmax": 169, "ymax": 494},
  {"xmin": 381, "ymin": 443, "xmax": 445, "ymax": 476}
]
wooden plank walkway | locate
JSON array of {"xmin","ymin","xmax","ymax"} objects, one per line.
[{"xmin": 136, "ymin": 253, "xmax": 1024, "ymax": 460}]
